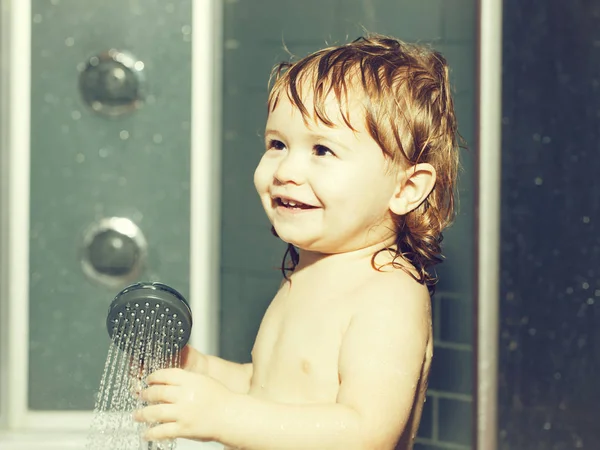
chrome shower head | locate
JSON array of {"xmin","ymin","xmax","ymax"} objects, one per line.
[{"xmin": 106, "ymin": 282, "xmax": 192, "ymax": 355}]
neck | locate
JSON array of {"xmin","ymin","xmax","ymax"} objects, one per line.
[{"xmin": 294, "ymin": 237, "xmax": 397, "ymax": 274}]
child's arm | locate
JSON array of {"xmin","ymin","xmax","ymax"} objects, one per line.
[
  {"xmin": 180, "ymin": 345, "xmax": 253, "ymax": 394},
  {"xmin": 137, "ymin": 277, "xmax": 430, "ymax": 450}
]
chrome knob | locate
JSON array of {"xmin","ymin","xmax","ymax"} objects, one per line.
[
  {"xmin": 78, "ymin": 49, "xmax": 146, "ymax": 117},
  {"xmin": 81, "ymin": 217, "xmax": 148, "ymax": 288}
]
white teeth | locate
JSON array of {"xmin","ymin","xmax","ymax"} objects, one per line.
[
  {"xmin": 275, "ymin": 197, "xmax": 313, "ymax": 208},
  {"xmin": 280, "ymin": 199, "xmax": 303, "ymax": 207}
]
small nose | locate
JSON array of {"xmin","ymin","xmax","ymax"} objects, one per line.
[{"xmin": 273, "ymin": 152, "xmax": 306, "ymax": 185}]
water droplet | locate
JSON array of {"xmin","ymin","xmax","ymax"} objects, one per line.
[
  {"xmin": 135, "ymin": 303, "xmax": 139, "ymax": 308},
  {"xmin": 177, "ymin": 321, "xmax": 182, "ymax": 326},
  {"xmin": 145, "ymin": 302, "xmax": 150, "ymax": 307},
  {"xmin": 173, "ymin": 314, "xmax": 178, "ymax": 318},
  {"xmin": 165, "ymin": 308, "xmax": 170, "ymax": 312},
  {"xmin": 140, "ymin": 310, "xmax": 145, "ymax": 314},
  {"xmin": 118, "ymin": 312, "xmax": 123, "ymax": 317}
]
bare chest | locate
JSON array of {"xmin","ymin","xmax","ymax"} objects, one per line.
[{"xmin": 248, "ymin": 290, "xmax": 349, "ymax": 403}]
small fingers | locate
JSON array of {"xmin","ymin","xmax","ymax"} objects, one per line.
[
  {"xmin": 147, "ymin": 368, "xmax": 189, "ymax": 385},
  {"xmin": 134, "ymin": 403, "xmax": 178, "ymax": 424},
  {"xmin": 141, "ymin": 384, "xmax": 180, "ymax": 404},
  {"xmin": 143, "ymin": 422, "xmax": 181, "ymax": 441}
]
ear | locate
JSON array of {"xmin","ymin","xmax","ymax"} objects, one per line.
[{"xmin": 389, "ymin": 163, "xmax": 437, "ymax": 216}]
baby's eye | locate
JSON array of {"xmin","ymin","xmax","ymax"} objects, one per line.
[
  {"xmin": 267, "ymin": 139, "xmax": 286, "ymax": 151},
  {"xmin": 314, "ymin": 144, "xmax": 335, "ymax": 157}
]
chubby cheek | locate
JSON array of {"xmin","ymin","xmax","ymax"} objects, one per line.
[
  {"xmin": 253, "ymin": 159, "xmax": 272, "ymax": 208},
  {"xmin": 325, "ymin": 170, "xmax": 394, "ymax": 221}
]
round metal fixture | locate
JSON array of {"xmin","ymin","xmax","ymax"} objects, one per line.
[
  {"xmin": 81, "ymin": 217, "xmax": 148, "ymax": 288},
  {"xmin": 78, "ymin": 49, "xmax": 146, "ymax": 117}
]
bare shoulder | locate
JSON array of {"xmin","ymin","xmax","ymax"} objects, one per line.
[{"xmin": 350, "ymin": 267, "xmax": 432, "ymax": 324}]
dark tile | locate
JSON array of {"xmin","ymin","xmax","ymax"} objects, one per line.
[
  {"xmin": 429, "ymin": 346, "xmax": 473, "ymax": 395},
  {"xmin": 417, "ymin": 395, "xmax": 434, "ymax": 439},
  {"xmin": 439, "ymin": 295, "xmax": 474, "ymax": 345},
  {"xmin": 414, "ymin": 443, "xmax": 460, "ymax": 450},
  {"xmin": 438, "ymin": 398, "xmax": 473, "ymax": 446}
]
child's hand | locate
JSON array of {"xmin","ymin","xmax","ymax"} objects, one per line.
[
  {"xmin": 179, "ymin": 344, "xmax": 209, "ymax": 375},
  {"xmin": 134, "ymin": 367, "xmax": 231, "ymax": 442}
]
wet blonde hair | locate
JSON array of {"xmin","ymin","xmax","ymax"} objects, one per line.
[{"xmin": 268, "ymin": 34, "xmax": 460, "ymax": 294}]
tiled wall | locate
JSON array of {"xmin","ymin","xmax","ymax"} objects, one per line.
[{"xmin": 219, "ymin": 1, "xmax": 476, "ymax": 448}]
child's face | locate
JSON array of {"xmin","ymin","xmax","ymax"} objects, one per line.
[{"xmin": 254, "ymin": 88, "xmax": 400, "ymax": 255}]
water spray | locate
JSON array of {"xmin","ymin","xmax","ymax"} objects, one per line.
[{"xmin": 88, "ymin": 282, "xmax": 193, "ymax": 450}]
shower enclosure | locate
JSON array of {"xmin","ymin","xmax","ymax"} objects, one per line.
[
  {"xmin": 0, "ymin": 0, "xmax": 221, "ymax": 448},
  {"xmin": 0, "ymin": 0, "xmax": 498, "ymax": 449}
]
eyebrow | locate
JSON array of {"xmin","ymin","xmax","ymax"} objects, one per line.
[{"xmin": 264, "ymin": 129, "xmax": 283, "ymax": 138}]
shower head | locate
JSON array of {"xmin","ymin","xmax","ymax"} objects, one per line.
[{"xmin": 106, "ymin": 282, "xmax": 193, "ymax": 355}]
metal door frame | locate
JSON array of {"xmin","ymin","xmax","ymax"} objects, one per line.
[{"xmin": 475, "ymin": 0, "xmax": 503, "ymax": 449}]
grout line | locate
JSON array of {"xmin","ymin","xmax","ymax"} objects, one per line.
[
  {"xmin": 435, "ymin": 290, "xmax": 469, "ymax": 301},
  {"xmin": 434, "ymin": 340, "xmax": 473, "ymax": 351},
  {"xmin": 428, "ymin": 390, "xmax": 473, "ymax": 402}
]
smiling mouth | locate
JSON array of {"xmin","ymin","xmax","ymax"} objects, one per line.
[{"xmin": 273, "ymin": 197, "xmax": 317, "ymax": 210}]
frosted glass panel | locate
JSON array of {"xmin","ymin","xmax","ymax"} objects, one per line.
[
  {"xmin": 499, "ymin": 1, "xmax": 600, "ymax": 448},
  {"xmin": 28, "ymin": 0, "xmax": 192, "ymax": 410}
]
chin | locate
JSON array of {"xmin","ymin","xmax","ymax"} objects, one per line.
[{"xmin": 271, "ymin": 228, "xmax": 310, "ymax": 249}]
